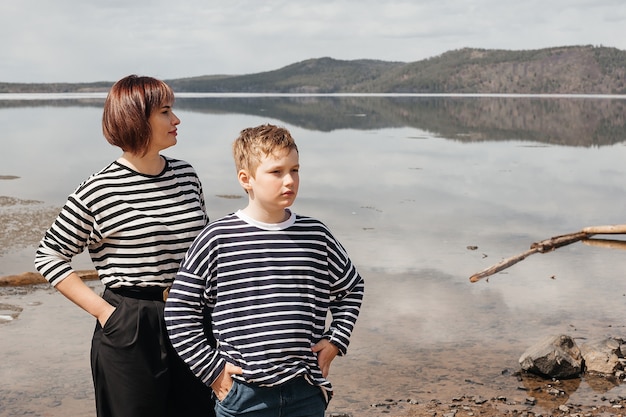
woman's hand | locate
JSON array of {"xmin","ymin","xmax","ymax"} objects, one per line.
[
  {"xmin": 211, "ymin": 362, "xmax": 243, "ymax": 401},
  {"xmin": 54, "ymin": 273, "xmax": 115, "ymax": 327},
  {"xmin": 97, "ymin": 304, "xmax": 116, "ymax": 327},
  {"xmin": 312, "ymin": 339, "xmax": 339, "ymax": 378}
]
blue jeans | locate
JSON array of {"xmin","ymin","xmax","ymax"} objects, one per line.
[{"xmin": 215, "ymin": 377, "xmax": 326, "ymax": 417}]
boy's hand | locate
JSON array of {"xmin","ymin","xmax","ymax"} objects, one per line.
[
  {"xmin": 312, "ymin": 339, "xmax": 339, "ymax": 378},
  {"xmin": 211, "ymin": 362, "xmax": 243, "ymax": 401}
]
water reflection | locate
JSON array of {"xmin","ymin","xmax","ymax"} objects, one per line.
[
  {"xmin": 518, "ymin": 372, "xmax": 623, "ymax": 410},
  {"xmin": 2, "ymin": 95, "xmax": 626, "ymax": 146},
  {"xmin": 519, "ymin": 373, "xmax": 580, "ymax": 409}
]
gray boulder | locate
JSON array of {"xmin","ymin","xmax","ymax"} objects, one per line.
[
  {"xmin": 519, "ymin": 334, "xmax": 582, "ymax": 379},
  {"xmin": 580, "ymin": 337, "xmax": 622, "ymax": 375}
]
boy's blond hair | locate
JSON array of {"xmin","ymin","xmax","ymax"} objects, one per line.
[{"xmin": 233, "ymin": 124, "xmax": 299, "ymax": 177}]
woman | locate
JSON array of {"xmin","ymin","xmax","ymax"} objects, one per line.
[{"xmin": 35, "ymin": 75, "xmax": 214, "ymax": 417}]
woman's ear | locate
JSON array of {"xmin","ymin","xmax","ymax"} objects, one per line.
[{"xmin": 238, "ymin": 169, "xmax": 253, "ymax": 192}]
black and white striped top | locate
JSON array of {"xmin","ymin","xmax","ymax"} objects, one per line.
[
  {"xmin": 164, "ymin": 210, "xmax": 364, "ymax": 394},
  {"xmin": 35, "ymin": 156, "xmax": 207, "ymax": 288}
]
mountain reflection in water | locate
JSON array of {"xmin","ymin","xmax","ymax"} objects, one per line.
[{"xmin": 2, "ymin": 94, "xmax": 626, "ymax": 146}]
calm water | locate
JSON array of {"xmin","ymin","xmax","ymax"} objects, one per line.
[{"xmin": 2, "ymin": 94, "xmax": 626, "ymax": 416}]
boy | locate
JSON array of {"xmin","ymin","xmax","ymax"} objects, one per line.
[{"xmin": 164, "ymin": 124, "xmax": 364, "ymax": 417}]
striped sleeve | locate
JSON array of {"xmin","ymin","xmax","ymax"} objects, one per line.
[
  {"xmin": 165, "ymin": 227, "xmax": 226, "ymax": 386},
  {"xmin": 319, "ymin": 224, "xmax": 364, "ymax": 354},
  {"xmin": 34, "ymin": 193, "xmax": 96, "ymax": 286}
]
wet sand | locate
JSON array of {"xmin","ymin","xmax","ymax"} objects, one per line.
[
  {"xmin": 0, "ymin": 283, "xmax": 96, "ymax": 417},
  {"xmin": 0, "ymin": 278, "xmax": 531, "ymax": 417},
  {"xmin": 2, "ymin": 274, "xmax": 626, "ymax": 417}
]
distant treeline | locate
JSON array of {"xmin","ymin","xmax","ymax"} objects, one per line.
[{"xmin": 2, "ymin": 45, "xmax": 626, "ymax": 94}]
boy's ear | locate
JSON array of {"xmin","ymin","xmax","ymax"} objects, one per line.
[{"xmin": 238, "ymin": 169, "xmax": 253, "ymax": 192}]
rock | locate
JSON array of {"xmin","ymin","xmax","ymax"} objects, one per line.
[
  {"xmin": 0, "ymin": 302, "xmax": 23, "ymax": 323},
  {"xmin": 0, "ymin": 270, "xmax": 98, "ymax": 287},
  {"xmin": 519, "ymin": 334, "xmax": 582, "ymax": 379},
  {"xmin": 580, "ymin": 338, "xmax": 623, "ymax": 375}
]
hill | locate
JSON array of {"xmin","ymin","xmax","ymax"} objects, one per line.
[
  {"xmin": 362, "ymin": 45, "xmax": 626, "ymax": 94},
  {"xmin": 167, "ymin": 58, "xmax": 402, "ymax": 93},
  {"xmin": 1, "ymin": 45, "xmax": 625, "ymax": 94}
]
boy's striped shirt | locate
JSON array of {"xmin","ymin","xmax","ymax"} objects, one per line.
[{"xmin": 165, "ymin": 210, "xmax": 364, "ymax": 394}]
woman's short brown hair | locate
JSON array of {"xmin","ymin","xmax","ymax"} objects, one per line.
[{"xmin": 102, "ymin": 75, "xmax": 175, "ymax": 155}]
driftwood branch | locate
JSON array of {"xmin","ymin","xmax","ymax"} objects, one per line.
[
  {"xmin": 469, "ymin": 224, "xmax": 626, "ymax": 283},
  {"xmin": 0, "ymin": 270, "xmax": 98, "ymax": 287}
]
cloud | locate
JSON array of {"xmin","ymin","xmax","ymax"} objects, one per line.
[{"xmin": 1, "ymin": 0, "xmax": 625, "ymax": 82}]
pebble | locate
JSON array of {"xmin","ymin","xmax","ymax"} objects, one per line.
[
  {"xmin": 363, "ymin": 393, "xmax": 626, "ymax": 417},
  {"xmin": 0, "ymin": 314, "xmax": 14, "ymax": 322}
]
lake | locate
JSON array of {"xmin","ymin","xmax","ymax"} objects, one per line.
[{"xmin": 2, "ymin": 94, "xmax": 626, "ymax": 416}]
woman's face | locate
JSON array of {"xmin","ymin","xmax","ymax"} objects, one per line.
[{"xmin": 147, "ymin": 101, "xmax": 180, "ymax": 154}]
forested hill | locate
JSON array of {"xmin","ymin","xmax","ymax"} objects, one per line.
[{"xmin": 2, "ymin": 45, "xmax": 626, "ymax": 94}]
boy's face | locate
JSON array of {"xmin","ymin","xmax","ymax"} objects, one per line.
[{"xmin": 248, "ymin": 148, "xmax": 299, "ymax": 212}]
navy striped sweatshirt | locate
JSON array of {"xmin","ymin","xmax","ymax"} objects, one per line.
[
  {"xmin": 35, "ymin": 156, "xmax": 207, "ymax": 288},
  {"xmin": 164, "ymin": 209, "xmax": 364, "ymax": 394}
]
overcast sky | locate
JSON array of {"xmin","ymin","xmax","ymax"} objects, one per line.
[{"xmin": 2, "ymin": 0, "xmax": 625, "ymax": 83}]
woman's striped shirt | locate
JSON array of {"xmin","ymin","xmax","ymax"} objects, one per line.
[
  {"xmin": 35, "ymin": 156, "xmax": 207, "ymax": 288},
  {"xmin": 164, "ymin": 209, "xmax": 364, "ymax": 394}
]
